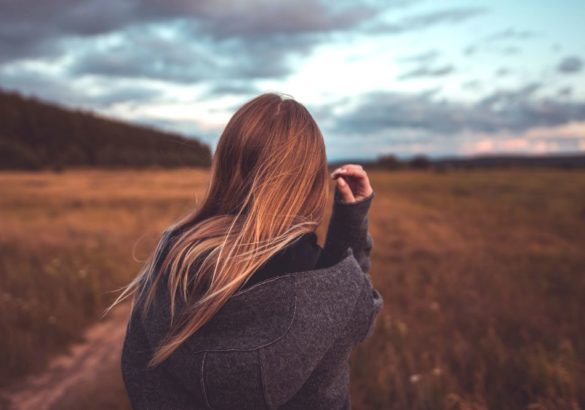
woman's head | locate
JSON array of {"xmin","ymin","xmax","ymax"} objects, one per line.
[
  {"xmin": 205, "ymin": 92, "xmax": 329, "ymax": 225},
  {"xmin": 106, "ymin": 92, "xmax": 330, "ymax": 366}
]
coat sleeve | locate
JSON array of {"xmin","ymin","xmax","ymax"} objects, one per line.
[
  {"xmin": 317, "ymin": 186, "xmax": 376, "ymax": 272},
  {"xmin": 318, "ymin": 187, "xmax": 383, "ymax": 343}
]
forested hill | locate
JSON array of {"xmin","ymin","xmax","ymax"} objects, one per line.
[{"xmin": 0, "ymin": 89, "xmax": 212, "ymax": 170}]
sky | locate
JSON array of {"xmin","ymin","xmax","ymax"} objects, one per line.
[{"xmin": 1, "ymin": 0, "xmax": 584, "ymax": 160}]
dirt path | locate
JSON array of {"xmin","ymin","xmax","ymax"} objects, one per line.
[{"xmin": 0, "ymin": 303, "xmax": 132, "ymax": 410}]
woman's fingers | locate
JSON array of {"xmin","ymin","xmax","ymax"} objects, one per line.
[
  {"xmin": 335, "ymin": 176, "xmax": 355, "ymax": 203},
  {"xmin": 331, "ymin": 164, "xmax": 374, "ymax": 202},
  {"xmin": 334, "ymin": 166, "xmax": 366, "ymax": 180},
  {"xmin": 331, "ymin": 164, "xmax": 365, "ymax": 179}
]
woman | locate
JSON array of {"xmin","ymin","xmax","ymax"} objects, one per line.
[{"xmin": 108, "ymin": 92, "xmax": 383, "ymax": 409}]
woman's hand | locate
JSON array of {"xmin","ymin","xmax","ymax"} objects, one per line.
[{"xmin": 330, "ymin": 164, "xmax": 374, "ymax": 203}]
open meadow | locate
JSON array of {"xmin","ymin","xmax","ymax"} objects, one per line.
[{"xmin": 0, "ymin": 168, "xmax": 584, "ymax": 409}]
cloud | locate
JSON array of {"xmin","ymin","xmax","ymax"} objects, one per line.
[
  {"xmin": 67, "ymin": 27, "xmax": 216, "ymax": 83},
  {"xmin": 0, "ymin": 0, "xmax": 389, "ymax": 92},
  {"xmin": 67, "ymin": 25, "xmax": 322, "ymax": 83},
  {"xmin": 465, "ymin": 43, "xmax": 522, "ymax": 57},
  {"xmin": 462, "ymin": 26, "xmax": 533, "ymax": 57},
  {"xmin": 557, "ymin": 87, "xmax": 573, "ymax": 97},
  {"xmin": 463, "ymin": 46, "xmax": 477, "ymax": 56},
  {"xmin": 485, "ymin": 27, "xmax": 536, "ymax": 42},
  {"xmin": 462, "ymin": 134, "xmax": 585, "ymax": 156},
  {"xmin": 558, "ymin": 56, "xmax": 583, "ymax": 73},
  {"xmin": 203, "ymin": 82, "xmax": 260, "ymax": 98},
  {"xmin": 502, "ymin": 46, "xmax": 521, "ymax": 55},
  {"xmin": 183, "ymin": 1, "xmax": 378, "ymax": 39},
  {"xmin": 0, "ymin": 66, "xmax": 85, "ymax": 106},
  {"xmin": 0, "ymin": 0, "xmax": 136, "ymax": 63},
  {"xmin": 0, "ymin": 63, "xmax": 165, "ymax": 110},
  {"xmin": 398, "ymin": 64, "xmax": 454, "ymax": 80},
  {"xmin": 399, "ymin": 49, "xmax": 440, "ymax": 64},
  {"xmin": 370, "ymin": 7, "xmax": 488, "ymax": 34},
  {"xmin": 0, "ymin": 0, "xmax": 380, "ymax": 65},
  {"xmin": 462, "ymin": 80, "xmax": 482, "ymax": 90},
  {"xmin": 333, "ymin": 83, "xmax": 585, "ymax": 137},
  {"xmin": 89, "ymin": 86, "xmax": 164, "ymax": 107},
  {"xmin": 397, "ymin": 49, "xmax": 451, "ymax": 81}
]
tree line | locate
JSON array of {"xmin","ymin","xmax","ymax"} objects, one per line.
[
  {"xmin": 0, "ymin": 89, "xmax": 212, "ymax": 171},
  {"xmin": 330, "ymin": 153, "xmax": 585, "ymax": 171}
]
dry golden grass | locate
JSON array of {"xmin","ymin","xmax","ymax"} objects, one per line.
[
  {"xmin": 0, "ymin": 168, "xmax": 210, "ymax": 388},
  {"xmin": 1, "ymin": 168, "xmax": 584, "ymax": 409},
  {"xmin": 351, "ymin": 169, "xmax": 585, "ymax": 410}
]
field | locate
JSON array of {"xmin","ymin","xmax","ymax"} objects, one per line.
[{"xmin": 0, "ymin": 168, "xmax": 584, "ymax": 409}]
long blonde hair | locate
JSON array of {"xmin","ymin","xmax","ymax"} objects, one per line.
[{"xmin": 105, "ymin": 92, "xmax": 330, "ymax": 367}]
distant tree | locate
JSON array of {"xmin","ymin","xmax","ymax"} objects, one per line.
[
  {"xmin": 377, "ymin": 153, "xmax": 402, "ymax": 170},
  {"xmin": 409, "ymin": 154, "xmax": 431, "ymax": 170},
  {"xmin": 433, "ymin": 162, "xmax": 453, "ymax": 174}
]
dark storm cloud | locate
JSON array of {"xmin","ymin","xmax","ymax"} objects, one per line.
[
  {"xmin": 0, "ymin": 0, "xmax": 380, "ymax": 65},
  {"xmin": 334, "ymin": 83, "xmax": 585, "ymax": 136},
  {"xmin": 68, "ymin": 26, "xmax": 318, "ymax": 82},
  {"xmin": 370, "ymin": 7, "xmax": 488, "ymax": 34},
  {"xmin": 2, "ymin": 0, "xmax": 369, "ymax": 39},
  {"xmin": 0, "ymin": 25, "xmax": 63, "ymax": 64},
  {"xmin": 0, "ymin": 0, "xmax": 136, "ymax": 62},
  {"xmin": 557, "ymin": 56, "xmax": 583, "ymax": 73},
  {"xmin": 181, "ymin": 2, "xmax": 378, "ymax": 39},
  {"xmin": 218, "ymin": 34, "xmax": 318, "ymax": 79},
  {"xmin": 398, "ymin": 65, "xmax": 454, "ymax": 80}
]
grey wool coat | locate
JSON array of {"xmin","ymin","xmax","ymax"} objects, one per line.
[{"xmin": 121, "ymin": 188, "xmax": 383, "ymax": 409}]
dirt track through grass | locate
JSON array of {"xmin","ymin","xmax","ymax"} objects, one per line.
[{"xmin": 0, "ymin": 302, "xmax": 131, "ymax": 410}]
